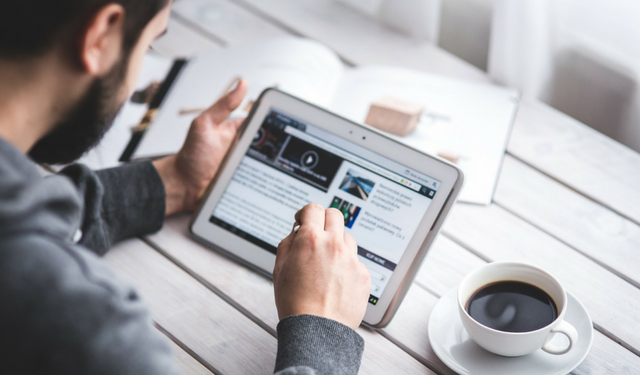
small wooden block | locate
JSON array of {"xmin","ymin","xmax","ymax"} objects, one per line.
[
  {"xmin": 437, "ymin": 151, "xmax": 460, "ymax": 164},
  {"xmin": 364, "ymin": 97, "xmax": 424, "ymax": 136}
]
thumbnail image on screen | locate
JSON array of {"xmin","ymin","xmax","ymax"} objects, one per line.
[
  {"xmin": 339, "ymin": 169, "xmax": 375, "ymax": 201},
  {"xmin": 329, "ymin": 196, "xmax": 361, "ymax": 228}
]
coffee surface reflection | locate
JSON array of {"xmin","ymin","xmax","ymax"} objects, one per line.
[{"xmin": 465, "ymin": 281, "xmax": 557, "ymax": 333}]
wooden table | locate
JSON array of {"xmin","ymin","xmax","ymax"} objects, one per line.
[{"xmin": 103, "ymin": 1, "xmax": 640, "ymax": 373}]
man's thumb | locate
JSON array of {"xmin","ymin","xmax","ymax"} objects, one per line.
[{"xmin": 203, "ymin": 78, "xmax": 248, "ymax": 124}]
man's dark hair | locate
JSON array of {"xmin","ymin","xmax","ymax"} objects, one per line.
[{"xmin": 0, "ymin": 0, "xmax": 170, "ymax": 59}]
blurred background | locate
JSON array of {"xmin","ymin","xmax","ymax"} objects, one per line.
[{"xmin": 338, "ymin": 0, "xmax": 640, "ymax": 152}]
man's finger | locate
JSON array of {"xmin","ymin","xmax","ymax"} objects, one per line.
[
  {"xmin": 275, "ymin": 231, "xmax": 295, "ymax": 268},
  {"xmin": 202, "ymin": 79, "xmax": 248, "ymax": 125},
  {"xmin": 324, "ymin": 208, "xmax": 345, "ymax": 234},
  {"xmin": 222, "ymin": 116, "xmax": 245, "ymax": 132},
  {"xmin": 280, "ymin": 222, "xmax": 299, "ymax": 253},
  {"xmin": 294, "ymin": 209, "xmax": 303, "ymax": 225},
  {"xmin": 343, "ymin": 232, "xmax": 357, "ymax": 253},
  {"xmin": 295, "ymin": 203, "xmax": 326, "ymax": 231},
  {"xmin": 274, "ymin": 221, "xmax": 301, "ymax": 274}
]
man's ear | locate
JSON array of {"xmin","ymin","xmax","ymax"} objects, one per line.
[{"xmin": 79, "ymin": 4, "xmax": 125, "ymax": 75}]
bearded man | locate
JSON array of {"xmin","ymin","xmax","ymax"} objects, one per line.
[{"xmin": 0, "ymin": 1, "xmax": 371, "ymax": 374}]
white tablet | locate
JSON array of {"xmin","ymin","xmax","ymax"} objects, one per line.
[{"xmin": 191, "ymin": 89, "xmax": 464, "ymax": 327}]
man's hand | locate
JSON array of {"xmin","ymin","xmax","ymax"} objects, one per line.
[
  {"xmin": 153, "ymin": 79, "xmax": 248, "ymax": 215},
  {"xmin": 273, "ymin": 204, "xmax": 371, "ymax": 330}
]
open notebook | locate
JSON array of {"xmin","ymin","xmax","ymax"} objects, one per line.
[{"xmin": 132, "ymin": 37, "xmax": 519, "ymax": 205}]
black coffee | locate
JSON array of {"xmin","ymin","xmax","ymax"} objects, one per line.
[{"xmin": 465, "ymin": 281, "xmax": 557, "ymax": 333}]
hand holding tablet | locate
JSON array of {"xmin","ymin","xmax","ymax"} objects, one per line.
[
  {"xmin": 191, "ymin": 88, "xmax": 464, "ymax": 327},
  {"xmin": 153, "ymin": 79, "xmax": 249, "ymax": 216},
  {"xmin": 273, "ymin": 204, "xmax": 371, "ymax": 330}
]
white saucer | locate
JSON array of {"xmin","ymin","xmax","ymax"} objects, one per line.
[{"xmin": 428, "ymin": 288, "xmax": 593, "ymax": 375}]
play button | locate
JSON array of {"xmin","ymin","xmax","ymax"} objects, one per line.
[{"xmin": 300, "ymin": 150, "xmax": 319, "ymax": 169}]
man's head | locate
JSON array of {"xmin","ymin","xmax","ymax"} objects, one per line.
[{"xmin": 0, "ymin": 1, "xmax": 171, "ymax": 164}]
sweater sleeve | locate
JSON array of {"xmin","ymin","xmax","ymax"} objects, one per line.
[
  {"xmin": 58, "ymin": 161, "xmax": 165, "ymax": 256},
  {"xmin": 274, "ymin": 315, "xmax": 364, "ymax": 375},
  {"xmin": 0, "ymin": 234, "xmax": 181, "ymax": 375}
]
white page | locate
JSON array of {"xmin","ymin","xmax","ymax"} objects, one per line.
[
  {"xmin": 134, "ymin": 37, "xmax": 344, "ymax": 159},
  {"xmin": 330, "ymin": 66, "xmax": 519, "ymax": 205},
  {"xmin": 77, "ymin": 52, "xmax": 172, "ymax": 169}
]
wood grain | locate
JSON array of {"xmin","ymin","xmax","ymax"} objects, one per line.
[
  {"xmin": 148, "ymin": 215, "xmax": 640, "ymax": 373},
  {"xmin": 175, "ymin": 0, "xmax": 487, "ymax": 82},
  {"xmin": 442, "ymin": 203, "xmax": 640, "ymax": 352},
  {"xmin": 182, "ymin": 0, "xmax": 640, "ymax": 226},
  {"xmin": 386, "ymin": 281, "xmax": 640, "ymax": 375},
  {"xmin": 152, "ymin": 17, "xmax": 220, "ymax": 58},
  {"xmin": 410, "ymin": 237, "xmax": 640, "ymax": 374},
  {"xmin": 171, "ymin": 0, "xmax": 640, "ymax": 226},
  {"xmin": 225, "ymin": 0, "xmax": 640, "ymax": 227},
  {"xmin": 135, "ymin": 2, "xmax": 640, "ymax": 372},
  {"xmin": 415, "ymin": 236, "xmax": 486, "ymax": 298},
  {"xmin": 494, "ymin": 155, "xmax": 640, "ymax": 288},
  {"xmin": 103, "ymin": 239, "xmax": 277, "ymax": 375},
  {"xmin": 170, "ymin": 0, "xmax": 640, "ymax": 272},
  {"xmin": 167, "ymin": 339, "xmax": 215, "ymax": 375},
  {"xmin": 146, "ymin": 215, "xmax": 435, "ymax": 374},
  {"xmin": 172, "ymin": 0, "xmax": 289, "ymax": 46},
  {"xmin": 507, "ymin": 97, "xmax": 640, "ymax": 226}
]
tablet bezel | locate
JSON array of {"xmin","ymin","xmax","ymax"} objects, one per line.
[{"xmin": 191, "ymin": 88, "xmax": 464, "ymax": 327}]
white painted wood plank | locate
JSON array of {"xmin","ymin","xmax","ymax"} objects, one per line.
[
  {"xmin": 147, "ymin": 214, "xmax": 640, "ymax": 372},
  {"xmin": 494, "ymin": 155, "xmax": 640, "ymax": 287},
  {"xmin": 151, "ymin": 216, "xmax": 280, "ymax": 328},
  {"xmin": 169, "ymin": 0, "xmax": 640, "ymax": 225},
  {"xmin": 415, "ymin": 236, "xmax": 640, "ymax": 373},
  {"xmin": 385, "ymin": 282, "xmax": 640, "ymax": 375},
  {"xmin": 507, "ymin": 97, "xmax": 640, "ymax": 225},
  {"xmin": 383, "ymin": 283, "xmax": 458, "ymax": 375},
  {"xmin": 173, "ymin": 0, "xmax": 640, "ymax": 226},
  {"xmin": 103, "ymin": 239, "xmax": 277, "ymax": 375},
  {"xmin": 146, "ymin": 214, "xmax": 435, "ymax": 375},
  {"xmin": 358, "ymin": 327, "xmax": 436, "ymax": 375},
  {"xmin": 167, "ymin": 340, "xmax": 214, "ymax": 375},
  {"xmin": 415, "ymin": 236, "xmax": 486, "ymax": 298},
  {"xmin": 176, "ymin": 0, "xmax": 488, "ymax": 82},
  {"xmin": 141, "ymin": 2, "xmax": 638, "ymax": 373},
  {"xmin": 152, "ymin": 16, "xmax": 220, "ymax": 58},
  {"xmin": 242, "ymin": 0, "xmax": 640, "ymax": 226},
  {"xmin": 172, "ymin": 0, "xmax": 289, "ymax": 45},
  {"xmin": 441, "ymin": 203, "xmax": 640, "ymax": 352}
]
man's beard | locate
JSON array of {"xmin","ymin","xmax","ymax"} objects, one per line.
[{"xmin": 28, "ymin": 57, "xmax": 128, "ymax": 165}]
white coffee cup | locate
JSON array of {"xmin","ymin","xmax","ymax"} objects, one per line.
[{"xmin": 457, "ymin": 262, "xmax": 578, "ymax": 357}]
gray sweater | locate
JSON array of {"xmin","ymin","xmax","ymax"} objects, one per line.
[{"xmin": 0, "ymin": 138, "xmax": 364, "ymax": 375}]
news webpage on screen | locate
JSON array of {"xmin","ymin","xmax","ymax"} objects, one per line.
[{"xmin": 211, "ymin": 109, "xmax": 440, "ymax": 305}]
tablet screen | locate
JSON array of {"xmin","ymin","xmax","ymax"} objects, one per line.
[{"xmin": 210, "ymin": 109, "xmax": 441, "ymax": 305}]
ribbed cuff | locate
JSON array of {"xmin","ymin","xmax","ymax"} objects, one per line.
[
  {"xmin": 95, "ymin": 161, "xmax": 165, "ymax": 244},
  {"xmin": 275, "ymin": 315, "xmax": 364, "ymax": 375}
]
